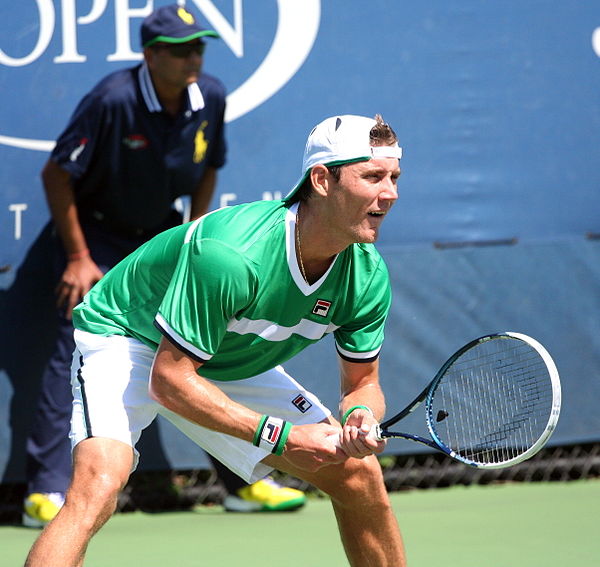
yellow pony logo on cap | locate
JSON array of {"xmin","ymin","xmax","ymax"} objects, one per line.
[{"xmin": 177, "ymin": 7, "xmax": 195, "ymax": 25}]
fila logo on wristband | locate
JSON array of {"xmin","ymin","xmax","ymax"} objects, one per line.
[
  {"xmin": 253, "ymin": 415, "xmax": 292, "ymax": 456},
  {"xmin": 264, "ymin": 419, "xmax": 282, "ymax": 445}
]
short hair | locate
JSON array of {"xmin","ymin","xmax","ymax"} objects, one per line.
[{"xmin": 290, "ymin": 114, "xmax": 398, "ymax": 203}]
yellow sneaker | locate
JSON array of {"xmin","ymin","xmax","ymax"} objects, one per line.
[
  {"xmin": 223, "ymin": 478, "xmax": 306, "ymax": 512},
  {"xmin": 23, "ymin": 492, "xmax": 64, "ymax": 528}
]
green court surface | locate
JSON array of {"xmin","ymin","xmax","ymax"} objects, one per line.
[{"xmin": 3, "ymin": 480, "xmax": 598, "ymax": 566}]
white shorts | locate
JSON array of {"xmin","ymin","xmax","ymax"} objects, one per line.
[{"xmin": 70, "ymin": 330, "xmax": 331, "ymax": 483}]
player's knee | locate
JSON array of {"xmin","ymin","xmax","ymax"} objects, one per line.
[
  {"xmin": 69, "ymin": 438, "xmax": 133, "ymax": 515},
  {"xmin": 345, "ymin": 454, "xmax": 386, "ymax": 491},
  {"xmin": 320, "ymin": 455, "xmax": 387, "ymax": 502},
  {"xmin": 68, "ymin": 460, "xmax": 128, "ymax": 518},
  {"xmin": 64, "ymin": 473, "xmax": 121, "ymax": 530}
]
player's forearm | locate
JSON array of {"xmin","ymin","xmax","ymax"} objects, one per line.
[
  {"xmin": 159, "ymin": 372, "xmax": 261, "ymax": 441},
  {"xmin": 338, "ymin": 358, "xmax": 386, "ymax": 422},
  {"xmin": 150, "ymin": 340, "xmax": 261, "ymax": 442},
  {"xmin": 340, "ymin": 383, "xmax": 386, "ymax": 423}
]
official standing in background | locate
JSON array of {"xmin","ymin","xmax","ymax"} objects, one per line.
[{"xmin": 23, "ymin": 3, "xmax": 305, "ymax": 528}]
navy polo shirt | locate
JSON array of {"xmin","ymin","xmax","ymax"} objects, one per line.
[{"xmin": 50, "ymin": 63, "xmax": 227, "ymax": 230}]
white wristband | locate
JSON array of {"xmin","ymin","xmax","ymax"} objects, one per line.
[{"xmin": 253, "ymin": 416, "xmax": 291, "ymax": 455}]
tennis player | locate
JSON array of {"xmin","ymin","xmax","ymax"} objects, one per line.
[{"xmin": 24, "ymin": 114, "xmax": 406, "ymax": 567}]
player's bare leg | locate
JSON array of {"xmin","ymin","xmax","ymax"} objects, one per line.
[
  {"xmin": 24, "ymin": 437, "xmax": 134, "ymax": 567},
  {"xmin": 265, "ymin": 453, "xmax": 406, "ymax": 567}
]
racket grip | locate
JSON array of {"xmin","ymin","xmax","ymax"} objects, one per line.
[{"xmin": 368, "ymin": 423, "xmax": 383, "ymax": 441}]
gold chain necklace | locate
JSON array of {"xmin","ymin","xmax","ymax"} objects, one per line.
[{"xmin": 295, "ymin": 204, "xmax": 309, "ymax": 283}]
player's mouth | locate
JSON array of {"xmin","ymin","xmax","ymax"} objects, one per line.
[{"xmin": 367, "ymin": 210, "xmax": 387, "ymax": 217}]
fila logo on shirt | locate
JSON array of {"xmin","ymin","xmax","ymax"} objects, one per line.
[{"xmin": 312, "ymin": 299, "xmax": 332, "ymax": 317}]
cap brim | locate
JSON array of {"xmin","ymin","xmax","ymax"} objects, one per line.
[
  {"xmin": 282, "ymin": 157, "xmax": 371, "ymax": 202},
  {"xmin": 144, "ymin": 30, "xmax": 219, "ymax": 47}
]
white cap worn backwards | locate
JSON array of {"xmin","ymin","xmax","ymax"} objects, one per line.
[{"xmin": 284, "ymin": 114, "xmax": 403, "ymax": 201}]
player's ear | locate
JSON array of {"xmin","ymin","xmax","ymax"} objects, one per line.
[{"xmin": 309, "ymin": 164, "xmax": 330, "ymax": 198}]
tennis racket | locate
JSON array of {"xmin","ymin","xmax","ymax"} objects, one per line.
[{"xmin": 355, "ymin": 332, "xmax": 561, "ymax": 469}]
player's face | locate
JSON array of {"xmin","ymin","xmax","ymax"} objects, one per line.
[
  {"xmin": 146, "ymin": 41, "xmax": 204, "ymax": 90},
  {"xmin": 328, "ymin": 157, "xmax": 400, "ymax": 245}
]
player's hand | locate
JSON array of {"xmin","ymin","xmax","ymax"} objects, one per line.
[
  {"xmin": 339, "ymin": 408, "xmax": 386, "ymax": 458},
  {"xmin": 281, "ymin": 422, "xmax": 349, "ymax": 472},
  {"xmin": 56, "ymin": 256, "xmax": 104, "ymax": 319}
]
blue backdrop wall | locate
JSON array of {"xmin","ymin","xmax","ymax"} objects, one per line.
[{"xmin": 1, "ymin": 1, "xmax": 599, "ymax": 479}]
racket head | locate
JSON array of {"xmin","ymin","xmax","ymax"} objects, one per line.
[{"xmin": 425, "ymin": 332, "xmax": 561, "ymax": 469}]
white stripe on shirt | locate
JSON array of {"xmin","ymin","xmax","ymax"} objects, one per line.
[{"xmin": 227, "ymin": 317, "xmax": 339, "ymax": 342}]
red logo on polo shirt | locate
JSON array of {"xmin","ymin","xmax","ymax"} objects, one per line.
[
  {"xmin": 122, "ymin": 134, "xmax": 149, "ymax": 150},
  {"xmin": 69, "ymin": 138, "xmax": 88, "ymax": 162}
]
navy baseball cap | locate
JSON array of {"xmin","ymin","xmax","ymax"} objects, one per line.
[{"xmin": 141, "ymin": 4, "xmax": 219, "ymax": 47}]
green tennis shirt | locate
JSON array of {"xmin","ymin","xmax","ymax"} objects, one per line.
[{"xmin": 73, "ymin": 200, "xmax": 392, "ymax": 381}]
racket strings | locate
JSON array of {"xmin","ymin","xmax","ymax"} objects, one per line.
[{"xmin": 429, "ymin": 339, "xmax": 553, "ymax": 466}]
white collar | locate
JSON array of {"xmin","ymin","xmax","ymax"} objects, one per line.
[
  {"xmin": 138, "ymin": 63, "xmax": 205, "ymax": 113},
  {"xmin": 285, "ymin": 202, "xmax": 338, "ymax": 296}
]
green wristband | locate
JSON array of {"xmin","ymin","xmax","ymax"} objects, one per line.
[
  {"xmin": 253, "ymin": 415, "xmax": 291, "ymax": 455},
  {"xmin": 273, "ymin": 421, "xmax": 293, "ymax": 456},
  {"xmin": 341, "ymin": 405, "xmax": 374, "ymax": 426},
  {"xmin": 253, "ymin": 415, "xmax": 268, "ymax": 447}
]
